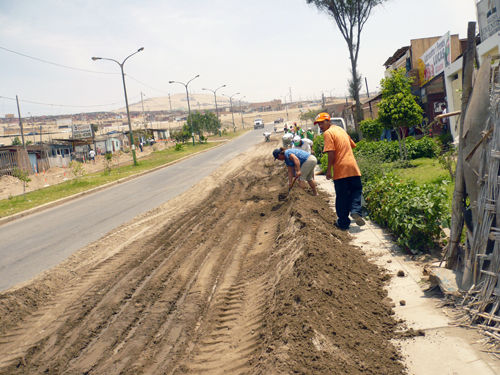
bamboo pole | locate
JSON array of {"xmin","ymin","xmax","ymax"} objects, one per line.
[{"xmin": 445, "ymin": 22, "xmax": 476, "ymax": 270}]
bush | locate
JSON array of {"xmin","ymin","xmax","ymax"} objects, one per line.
[
  {"xmin": 364, "ymin": 173, "xmax": 449, "ymax": 252},
  {"xmin": 356, "ymin": 153, "xmax": 385, "ymax": 186},
  {"xmin": 312, "ymin": 134, "xmax": 324, "ymax": 160},
  {"xmin": 320, "ymin": 153, "xmax": 328, "ymax": 174},
  {"xmin": 359, "ymin": 119, "xmax": 384, "ymax": 141},
  {"xmin": 347, "ymin": 129, "xmax": 360, "ymax": 142},
  {"xmin": 354, "ymin": 136, "xmax": 439, "ymax": 162},
  {"xmin": 174, "ymin": 143, "xmax": 184, "ymax": 151}
]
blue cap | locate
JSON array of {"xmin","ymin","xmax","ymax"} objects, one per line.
[{"xmin": 273, "ymin": 148, "xmax": 282, "ymax": 159}]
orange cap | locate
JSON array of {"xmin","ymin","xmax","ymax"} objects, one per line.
[{"xmin": 314, "ymin": 112, "xmax": 331, "ymax": 124}]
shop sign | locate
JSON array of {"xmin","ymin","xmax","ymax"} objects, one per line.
[
  {"xmin": 71, "ymin": 124, "xmax": 93, "ymax": 139},
  {"xmin": 417, "ymin": 32, "xmax": 451, "ymax": 87},
  {"xmin": 477, "ymin": 0, "xmax": 500, "ymax": 41}
]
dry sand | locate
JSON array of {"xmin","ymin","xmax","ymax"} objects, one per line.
[{"xmin": 0, "ymin": 136, "xmax": 405, "ymax": 374}]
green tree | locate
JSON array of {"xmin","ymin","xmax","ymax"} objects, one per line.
[
  {"xmin": 306, "ymin": 0, "xmax": 386, "ymax": 131},
  {"xmin": 12, "ymin": 136, "xmax": 22, "ymax": 146},
  {"xmin": 187, "ymin": 111, "xmax": 221, "ymax": 139},
  {"xmin": 378, "ymin": 68, "xmax": 423, "ymax": 162},
  {"xmin": 300, "ymin": 108, "xmax": 324, "ymax": 123},
  {"xmin": 12, "ymin": 167, "xmax": 31, "ymax": 198}
]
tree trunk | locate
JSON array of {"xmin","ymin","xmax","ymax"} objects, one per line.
[
  {"xmin": 350, "ymin": 53, "xmax": 363, "ymax": 135},
  {"xmin": 396, "ymin": 127, "xmax": 404, "ymax": 161},
  {"xmin": 445, "ymin": 22, "xmax": 476, "ymax": 270}
]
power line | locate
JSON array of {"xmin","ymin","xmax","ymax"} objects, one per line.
[
  {"xmin": 0, "ymin": 45, "xmax": 119, "ymax": 75},
  {"xmin": 0, "ymin": 95, "xmax": 139, "ymax": 109},
  {"xmin": 126, "ymin": 74, "xmax": 169, "ymax": 95}
]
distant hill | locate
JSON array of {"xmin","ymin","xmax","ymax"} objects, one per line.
[{"xmin": 118, "ymin": 93, "xmax": 231, "ymax": 113}]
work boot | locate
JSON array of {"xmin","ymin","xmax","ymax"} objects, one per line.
[{"xmin": 351, "ymin": 212, "xmax": 365, "ymax": 226}]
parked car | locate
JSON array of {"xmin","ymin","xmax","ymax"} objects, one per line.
[
  {"xmin": 274, "ymin": 118, "xmax": 284, "ymax": 124},
  {"xmin": 253, "ymin": 118, "xmax": 265, "ymax": 129}
]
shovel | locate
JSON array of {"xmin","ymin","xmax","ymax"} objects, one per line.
[{"xmin": 278, "ymin": 176, "xmax": 298, "ymax": 201}]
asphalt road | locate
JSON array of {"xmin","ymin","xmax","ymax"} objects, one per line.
[{"xmin": 0, "ymin": 125, "xmax": 275, "ymax": 291}]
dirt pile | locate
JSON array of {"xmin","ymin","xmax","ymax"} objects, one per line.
[{"xmin": 0, "ymin": 143, "xmax": 404, "ymax": 374}]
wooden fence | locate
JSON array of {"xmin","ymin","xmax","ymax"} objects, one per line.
[{"xmin": 0, "ymin": 148, "xmax": 31, "ymax": 176}]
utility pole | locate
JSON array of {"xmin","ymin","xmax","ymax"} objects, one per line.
[
  {"xmin": 283, "ymin": 96, "xmax": 289, "ymax": 121},
  {"xmin": 365, "ymin": 77, "xmax": 373, "ymax": 118},
  {"xmin": 141, "ymin": 92, "xmax": 146, "ymax": 129},
  {"xmin": 322, "ymin": 92, "xmax": 326, "ymax": 109},
  {"xmin": 16, "ymin": 95, "xmax": 26, "ymax": 149},
  {"xmin": 289, "ymin": 87, "xmax": 293, "ymax": 104},
  {"xmin": 239, "ymin": 96, "xmax": 246, "ymax": 129},
  {"xmin": 168, "ymin": 93, "xmax": 172, "ymax": 112}
]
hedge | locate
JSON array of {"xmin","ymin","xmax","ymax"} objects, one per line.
[
  {"xmin": 354, "ymin": 136, "xmax": 440, "ymax": 162},
  {"xmin": 364, "ymin": 173, "xmax": 449, "ymax": 252}
]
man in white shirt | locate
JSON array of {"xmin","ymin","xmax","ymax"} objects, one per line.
[
  {"xmin": 282, "ymin": 132, "xmax": 294, "ymax": 148},
  {"xmin": 292, "ymin": 135, "xmax": 313, "ymax": 153}
]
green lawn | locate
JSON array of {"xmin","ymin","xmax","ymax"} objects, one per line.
[
  {"xmin": 0, "ymin": 140, "xmax": 229, "ymax": 218},
  {"xmin": 389, "ymin": 157, "xmax": 454, "ymax": 206}
]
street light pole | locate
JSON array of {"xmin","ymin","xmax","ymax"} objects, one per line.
[
  {"xmin": 169, "ymin": 74, "xmax": 199, "ymax": 146},
  {"xmin": 224, "ymin": 92, "xmax": 240, "ymax": 133},
  {"xmin": 91, "ymin": 47, "xmax": 144, "ymax": 166},
  {"xmin": 202, "ymin": 84, "xmax": 226, "ymax": 122}
]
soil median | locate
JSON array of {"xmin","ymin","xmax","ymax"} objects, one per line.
[{"xmin": 0, "ymin": 140, "xmax": 404, "ymax": 374}]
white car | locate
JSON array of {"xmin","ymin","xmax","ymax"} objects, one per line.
[{"xmin": 253, "ymin": 119, "xmax": 264, "ymax": 129}]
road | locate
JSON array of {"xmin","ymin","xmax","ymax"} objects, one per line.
[{"xmin": 0, "ymin": 125, "xmax": 273, "ymax": 291}]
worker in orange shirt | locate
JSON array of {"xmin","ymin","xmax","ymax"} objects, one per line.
[{"xmin": 314, "ymin": 112, "xmax": 365, "ymax": 231}]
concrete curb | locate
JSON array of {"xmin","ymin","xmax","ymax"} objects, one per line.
[{"xmin": 0, "ymin": 142, "xmax": 227, "ymax": 226}]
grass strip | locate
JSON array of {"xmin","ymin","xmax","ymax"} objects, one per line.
[
  {"xmin": 389, "ymin": 157, "xmax": 454, "ymax": 206},
  {"xmin": 0, "ymin": 141, "xmax": 224, "ymax": 218}
]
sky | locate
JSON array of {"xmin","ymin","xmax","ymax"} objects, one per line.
[{"xmin": 0, "ymin": 0, "xmax": 477, "ymax": 117}]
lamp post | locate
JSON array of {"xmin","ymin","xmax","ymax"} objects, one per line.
[
  {"xmin": 91, "ymin": 47, "xmax": 144, "ymax": 166},
  {"xmin": 224, "ymin": 92, "xmax": 240, "ymax": 132},
  {"xmin": 169, "ymin": 74, "xmax": 199, "ymax": 146},
  {"xmin": 239, "ymin": 96, "xmax": 246, "ymax": 129},
  {"xmin": 202, "ymin": 84, "xmax": 226, "ymax": 122}
]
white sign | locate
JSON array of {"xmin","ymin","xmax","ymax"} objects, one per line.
[
  {"xmin": 71, "ymin": 124, "xmax": 93, "ymax": 139},
  {"xmin": 417, "ymin": 32, "xmax": 451, "ymax": 86},
  {"xmin": 477, "ymin": 0, "xmax": 500, "ymax": 41}
]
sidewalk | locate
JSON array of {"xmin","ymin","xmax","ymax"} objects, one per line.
[{"xmin": 316, "ymin": 175, "xmax": 500, "ymax": 375}]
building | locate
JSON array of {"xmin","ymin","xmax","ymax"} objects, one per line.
[
  {"xmin": 444, "ymin": 0, "xmax": 500, "ymax": 140},
  {"xmin": 384, "ymin": 34, "xmax": 463, "ymax": 135}
]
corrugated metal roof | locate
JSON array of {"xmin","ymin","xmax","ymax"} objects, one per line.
[{"xmin": 383, "ymin": 46, "xmax": 410, "ymax": 67}]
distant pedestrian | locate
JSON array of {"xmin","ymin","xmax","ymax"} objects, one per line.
[
  {"xmin": 282, "ymin": 132, "xmax": 294, "ymax": 148},
  {"xmin": 292, "ymin": 135, "xmax": 313, "ymax": 154},
  {"xmin": 306, "ymin": 128, "xmax": 315, "ymax": 141},
  {"xmin": 314, "ymin": 112, "xmax": 365, "ymax": 230},
  {"xmin": 440, "ymin": 103, "xmax": 449, "ymax": 132},
  {"xmin": 89, "ymin": 149, "xmax": 96, "ymax": 163},
  {"xmin": 273, "ymin": 147, "xmax": 318, "ymax": 196},
  {"xmin": 139, "ymin": 142, "xmax": 143, "ymax": 152}
]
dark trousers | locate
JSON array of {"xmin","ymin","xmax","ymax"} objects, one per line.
[{"xmin": 333, "ymin": 176, "xmax": 363, "ymax": 229}]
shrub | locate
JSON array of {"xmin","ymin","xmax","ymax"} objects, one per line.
[
  {"xmin": 320, "ymin": 153, "xmax": 328, "ymax": 174},
  {"xmin": 347, "ymin": 128, "xmax": 360, "ymax": 142},
  {"xmin": 359, "ymin": 119, "xmax": 384, "ymax": 141},
  {"xmin": 69, "ymin": 161, "xmax": 85, "ymax": 180},
  {"xmin": 364, "ymin": 173, "xmax": 449, "ymax": 252},
  {"xmin": 312, "ymin": 134, "xmax": 324, "ymax": 160},
  {"xmin": 174, "ymin": 143, "xmax": 184, "ymax": 151},
  {"xmin": 354, "ymin": 136, "xmax": 439, "ymax": 162},
  {"xmin": 356, "ymin": 152, "xmax": 385, "ymax": 186}
]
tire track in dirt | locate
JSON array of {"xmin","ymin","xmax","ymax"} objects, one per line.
[
  {"xmin": 0, "ymin": 177, "xmax": 248, "ymax": 374},
  {"xmin": 0, "ymin": 140, "xmax": 406, "ymax": 375}
]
